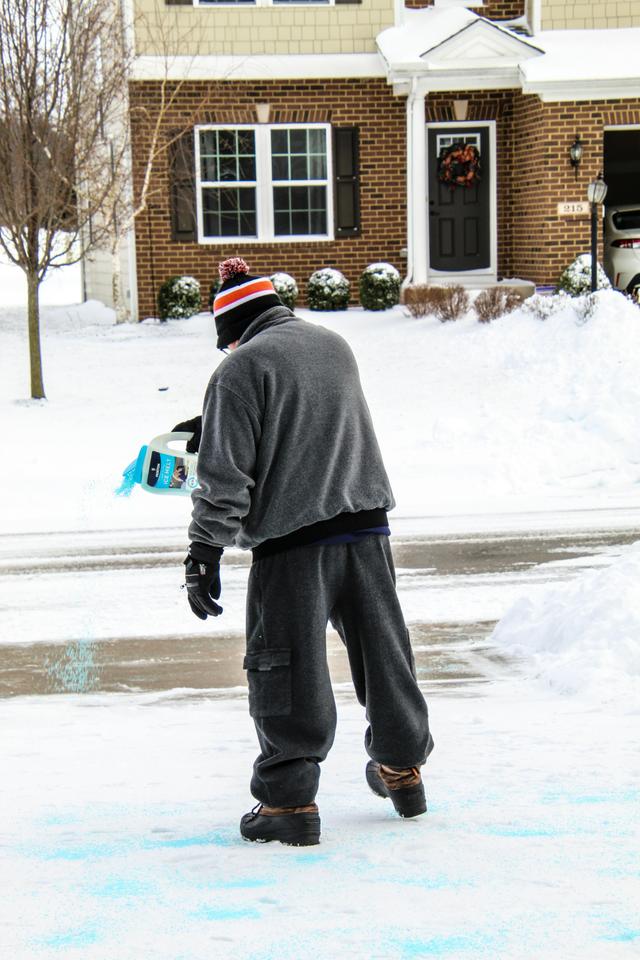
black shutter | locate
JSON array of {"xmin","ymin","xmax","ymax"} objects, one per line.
[
  {"xmin": 169, "ymin": 130, "xmax": 196, "ymax": 243},
  {"xmin": 335, "ymin": 0, "xmax": 363, "ymax": 4},
  {"xmin": 165, "ymin": 0, "xmax": 192, "ymax": 6},
  {"xmin": 333, "ymin": 126, "xmax": 361, "ymax": 238}
]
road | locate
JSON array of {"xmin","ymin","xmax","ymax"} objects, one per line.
[{"xmin": 0, "ymin": 525, "xmax": 637, "ymax": 698}]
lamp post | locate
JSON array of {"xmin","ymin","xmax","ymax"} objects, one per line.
[{"xmin": 587, "ymin": 172, "xmax": 608, "ymax": 292}]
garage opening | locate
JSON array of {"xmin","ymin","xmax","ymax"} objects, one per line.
[
  {"xmin": 603, "ymin": 129, "xmax": 640, "ymax": 297},
  {"xmin": 603, "ymin": 129, "xmax": 640, "ymax": 205}
]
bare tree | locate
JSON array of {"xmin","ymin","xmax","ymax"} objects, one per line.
[{"xmin": 0, "ymin": 0, "xmax": 130, "ymax": 398}]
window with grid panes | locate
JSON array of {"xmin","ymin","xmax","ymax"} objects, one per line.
[
  {"xmin": 196, "ymin": 125, "xmax": 332, "ymax": 242},
  {"xmin": 196, "ymin": 1, "xmax": 331, "ymax": 6}
]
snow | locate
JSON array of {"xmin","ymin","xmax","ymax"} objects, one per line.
[
  {"xmin": 270, "ymin": 271, "xmax": 298, "ymax": 301},
  {"xmin": 492, "ymin": 540, "xmax": 640, "ymax": 702},
  {"xmin": 308, "ymin": 267, "xmax": 349, "ymax": 290},
  {"xmin": 3, "ymin": 265, "xmax": 640, "ymax": 537},
  {"xmin": 522, "ymin": 28, "xmax": 640, "ymax": 84},
  {"xmin": 2, "ymin": 260, "xmax": 640, "ymax": 959},
  {"xmin": 2, "ymin": 688, "xmax": 638, "ymax": 960},
  {"xmin": 175, "ymin": 276, "xmax": 200, "ymax": 293},
  {"xmin": 131, "ymin": 53, "xmax": 387, "ymax": 83},
  {"xmin": 363, "ymin": 262, "xmax": 400, "ymax": 280},
  {"xmin": 376, "ymin": 7, "xmax": 541, "ymax": 71},
  {"xmin": 377, "ymin": 7, "xmax": 478, "ymax": 68}
]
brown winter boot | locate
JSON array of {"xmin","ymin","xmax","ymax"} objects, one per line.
[
  {"xmin": 366, "ymin": 761, "xmax": 427, "ymax": 818},
  {"xmin": 240, "ymin": 802, "xmax": 321, "ymax": 845}
]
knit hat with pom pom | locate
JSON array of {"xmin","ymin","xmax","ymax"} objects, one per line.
[{"xmin": 213, "ymin": 258, "xmax": 282, "ymax": 349}]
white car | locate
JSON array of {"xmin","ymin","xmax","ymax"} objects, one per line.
[{"xmin": 604, "ymin": 204, "xmax": 640, "ymax": 299}]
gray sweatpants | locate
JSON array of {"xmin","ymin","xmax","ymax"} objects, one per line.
[{"xmin": 243, "ymin": 535, "xmax": 434, "ymax": 807}]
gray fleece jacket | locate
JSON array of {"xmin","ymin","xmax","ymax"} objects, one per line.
[{"xmin": 188, "ymin": 306, "xmax": 394, "ymax": 552}]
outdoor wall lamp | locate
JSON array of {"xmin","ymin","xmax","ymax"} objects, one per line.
[
  {"xmin": 569, "ymin": 134, "xmax": 583, "ymax": 178},
  {"xmin": 587, "ymin": 172, "xmax": 608, "ymax": 292}
]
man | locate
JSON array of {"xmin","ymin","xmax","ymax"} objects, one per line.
[{"xmin": 183, "ymin": 257, "xmax": 433, "ymax": 846}]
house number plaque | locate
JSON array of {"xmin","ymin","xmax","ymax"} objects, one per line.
[{"xmin": 557, "ymin": 202, "xmax": 590, "ymax": 215}]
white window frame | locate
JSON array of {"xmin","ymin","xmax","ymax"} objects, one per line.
[{"xmin": 195, "ymin": 123, "xmax": 334, "ymax": 245}]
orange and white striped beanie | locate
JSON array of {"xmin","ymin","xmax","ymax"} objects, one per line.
[{"xmin": 214, "ymin": 258, "xmax": 282, "ymax": 349}]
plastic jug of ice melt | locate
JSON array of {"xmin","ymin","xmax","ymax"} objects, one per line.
[{"xmin": 116, "ymin": 432, "xmax": 199, "ymax": 497}]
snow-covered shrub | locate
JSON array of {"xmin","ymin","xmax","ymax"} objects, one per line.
[
  {"xmin": 556, "ymin": 253, "xmax": 611, "ymax": 297},
  {"xmin": 271, "ymin": 272, "xmax": 298, "ymax": 310},
  {"xmin": 573, "ymin": 292, "xmax": 599, "ymax": 325},
  {"xmin": 435, "ymin": 284, "xmax": 470, "ymax": 323},
  {"xmin": 522, "ymin": 292, "xmax": 570, "ymax": 321},
  {"xmin": 474, "ymin": 286, "xmax": 522, "ymax": 324},
  {"xmin": 307, "ymin": 268, "xmax": 350, "ymax": 311},
  {"xmin": 403, "ymin": 284, "xmax": 445, "ymax": 318},
  {"xmin": 158, "ymin": 275, "xmax": 201, "ymax": 321},
  {"xmin": 359, "ymin": 262, "xmax": 401, "ymax": 311}
]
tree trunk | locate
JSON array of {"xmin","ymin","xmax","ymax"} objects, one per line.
[
  {"xmin": 27, "ymin": 269, "xmax": 46, "ymax": 399},
  {"xmin": 111, "ymin": 240, "xmax": 129, "ymax": 323}
]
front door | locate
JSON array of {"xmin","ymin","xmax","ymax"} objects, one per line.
[{"xmin": 428, "ymin": 127, "xmax": 491, "ymax": 273}]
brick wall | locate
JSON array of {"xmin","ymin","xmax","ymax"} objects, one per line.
[
  {"xmin": 541, "ymin": 1, "xmax": 640, "ymax": 30},
  {"xmin": 508, "ymin": 97, "xmax": 640, "ymax": 286},
  {"xmin": 131, "ymin": 78, "xmax": 640, "ymax": 306},
  {"xmin": 424, "ymin": 90, "xmax": 640, "ymax": 286},
  {"xmin": 405, "ymin": 1, "xmax": 525, "ymax": 18},
  {"xmin": 130, "ymin": 79, "xmax": 407, "ymax": 319}
]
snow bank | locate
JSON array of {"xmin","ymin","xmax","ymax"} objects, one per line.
[{"xmin": 491, "ymin": 540, "xmax": 640, "ymax": 701}]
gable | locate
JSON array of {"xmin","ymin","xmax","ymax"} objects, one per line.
[{"xmin": 422, "ymin": 18, "xmax": 542, "ymax": 68}]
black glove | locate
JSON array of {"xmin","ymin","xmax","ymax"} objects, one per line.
[
  {"xmin": 184, "ymin": 547, "xmax": 223, "ymax": 619},
  {"xmin": 172, "ymin": 416, "xmax": 202, "ymax": 454}
]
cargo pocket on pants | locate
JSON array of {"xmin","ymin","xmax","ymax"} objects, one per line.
[{"xmin": 243, "ymin": 648, "xmax": 292, "ymax": 718}]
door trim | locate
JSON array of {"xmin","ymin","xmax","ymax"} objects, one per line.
[{"xmin": 426, "ymin": 120, "xmax": 497, "ymax": 283}]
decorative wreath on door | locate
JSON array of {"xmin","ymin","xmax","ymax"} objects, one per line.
[{"xmin": 438, "ymin": 142, "xmax": 481, "ymax": 189}]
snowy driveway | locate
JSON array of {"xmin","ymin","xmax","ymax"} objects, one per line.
[{"xmin": 2, "ymin": 534, "xmax": 640, "ymax": 960}]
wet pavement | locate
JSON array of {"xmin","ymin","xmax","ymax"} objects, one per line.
[{"xmin": 0, "ymin": 526, "xmax": 637, "ymax": 699}]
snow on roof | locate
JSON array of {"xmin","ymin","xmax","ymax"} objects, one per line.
[
  {"xmin": 378, "ymin": 11, "xmax": 640, "ymax": 95},
  {"xmin": 132, "ymin": 53, "xmax": 386, "ymax": 82},
  {"xmin": 377, "ymin": 7, "xmax": 476, "ymax": 67},
  {"xmin": 377, "ymin": 6, "xmax": 541, "ymax": 75},
  {"xmin": 521, "ymin": 28, "xmax": 640, "ymax": 84}
]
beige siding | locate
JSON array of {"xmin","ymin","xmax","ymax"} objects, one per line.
[
  {"xmin": 541, "ymin": 1, "xmax": 640, "ymax": 29},
  {"xmin": 134, "ymin": 0, "xmax": 394, "ymax": 56}
]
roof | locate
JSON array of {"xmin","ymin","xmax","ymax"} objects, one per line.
[
  {"xmin": 377, "ymin": 7, "xmax": 542, "ymax": 84},
  {"xmin": 520, "ymin": 28, "xmax": 640, "ymax": 100},
  {"xmin": 376, "ymin": 8, "xmax": 640, "ymax": 101}
]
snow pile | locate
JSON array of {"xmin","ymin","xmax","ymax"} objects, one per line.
[{"xmin": 491, "ymin": 540, "xmax": 640, "ymax": 700}]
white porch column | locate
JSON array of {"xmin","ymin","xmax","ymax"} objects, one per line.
[{"xmin": 406, "ymin": 81, "xmax": 428, "ymax": 286}]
